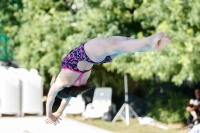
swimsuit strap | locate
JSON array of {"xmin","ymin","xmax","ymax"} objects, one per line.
[{"xmin": 75, "ymin": 69, "xmax": 91, "ymax": 86}]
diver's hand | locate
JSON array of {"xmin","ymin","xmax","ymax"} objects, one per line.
[{"xmin": 45, "ymin": 112, "xmax": 62, "ymax": 126}]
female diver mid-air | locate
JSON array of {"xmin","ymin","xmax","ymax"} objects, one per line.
[{"xmin": 45, "ymin": 32, "xmax": 171, "ymax": 125}]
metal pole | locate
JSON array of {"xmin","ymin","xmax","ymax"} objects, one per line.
[
  {"xmin": 125, "ymin": 104, "xmax": 130, "ymax": 126},
  {"xmin": 124, "ymin": 74, "xmax": 128, "ymax": 102},
  {"xmin": 113, "ymin": 73, "xmax": 139, "ymax": 126},
  {"xmin": 124, "ymin": 74, "xmax": 129, "ymax": 126}
]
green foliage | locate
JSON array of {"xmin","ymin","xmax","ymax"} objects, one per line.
[
  {"xmin": 103, "ymin": 0, "xmax": 200, "ymax": 85},
  {"xmin": 0, "ymin": 33, "xmax": 13, "ymax": 60},
  {"xmin": 13, "ymin": 0, "xmax": 78, "ymax": 75},
  {"xmin": 1, "ymin": 0, "xmax": 199, "ymax": 123},
  {"xmin": 1, "ymin": 0, "xmax": 200, "ymax": 86},
  {"xmin": 133, "ymin": 0, "xmax": 200, "ymax": 85},
  {"xmin": 1, "ymin": 0, "xmax": 198, "ymax": 86},
  {"xmin": 1, "ymin": 0, "xmax": 144, "ymax": 86},
  {"xmin": 148, "ymin": 90, "xmax": 189, "ymax": 123}
]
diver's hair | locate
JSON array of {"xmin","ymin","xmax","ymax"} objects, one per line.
[{"xmin": 57, "ymin": 80, "xmax": 95, "ymax": 99}]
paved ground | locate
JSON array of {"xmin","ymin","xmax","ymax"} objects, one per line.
[{"xmin": 0, "ymin": 116, "xmax": 114, "ymax": 133}]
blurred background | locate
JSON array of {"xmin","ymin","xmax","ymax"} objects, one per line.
[{"xmin": 1, "ymin": 0, "xmax": 200, "ymax": 132}]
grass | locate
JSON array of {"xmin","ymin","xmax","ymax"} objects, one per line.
[{"xmin": 67, "ymin": 115, "xmax": 187, "ymax": 133}]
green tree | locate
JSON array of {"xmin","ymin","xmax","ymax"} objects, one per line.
[
  {"xmin": 1, "ymin": 0, "xmax": 144, "ymax": 89},
  {"xmin": 1, "ymin": 0, "xmax": 199, "ymax": 123},
  {"xmin": 1, "ymin": 0, "xmax": 200, "ymax": 89},
  {"xmin": 104, "ymin": 0, "xmax": 200, "ymax": 85},
  {"xmin": 0, "ymin": 0, "xmax": 22, "ymax": 61},
  {"xmin": 0, "ymin": 33, "xmax": 13, "ymax": 61}
]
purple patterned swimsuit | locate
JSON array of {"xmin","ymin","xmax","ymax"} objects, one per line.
[{"xmin": 61, "ymin": 42, "xmax": 112, "ymax": 86}]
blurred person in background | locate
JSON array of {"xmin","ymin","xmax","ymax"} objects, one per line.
[
  {"xmin": 186, "ymin": 88, "xmax": 200, "ymax": 130},
  {"xmin": 45, "ymin": 32, "xmax": 171, "ymax": 126}
]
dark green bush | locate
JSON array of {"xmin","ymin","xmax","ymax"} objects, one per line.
[{"xmin": 148, "ymin": 91, "xmax": 189, "ymax": 123}]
